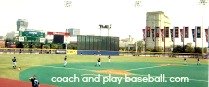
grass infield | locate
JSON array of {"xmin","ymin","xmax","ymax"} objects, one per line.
[{"xmin": 0, "ymin": 54, "xmax": 208, "ymax": 87}]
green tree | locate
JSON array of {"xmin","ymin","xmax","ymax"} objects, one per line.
[
  {"xmin": 119, "ymin": 47, "xmax": 125, "ymax": 51},
  {"xmin": 43, "ymin": 44, "xmax": 50, "ymax": 49},
  {"xmin": 185, "ymin": 45, "xmax": 194, "ymax": 53},
  {"xmin": 67, "ymin": 43, "xmax": 77, "ymax": 50},
  {"xmin": 153, "ymin": 46, "xmax": 163, "ymax": 52},
  {"xmin": 173, "ymin": 45, "xmax": 183, "ymax": 53},
  {"xmin": 195, "ymin": 47, "xmax": 202, "ymax": 53},
  {"xmin": 203, "ymin": 47, "xmax": 207, "ymax": 53},
  {"xmin": 135, "ymin": 40, "xmax": 145, "ymax": 52},
  {"xmin": 51, "ymin": 43, "xmax": 59, "ymax": 49}
]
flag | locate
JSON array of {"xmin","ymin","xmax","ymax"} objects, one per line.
[
  {"xmin": 192, "ymin": 29, "xmax": 196, "ymax": 42},
  {"xmin": 180, "ymin": 29, "xmax": 184, "ymax": 42},
  {"xmin": 146, "ymin": 26, "xmax": 150, "ymax": 37},
  {"xmin": 184, "ymin": 27, "xmax": 189, "ymax": 38},
  {"xmin": 196, "ymin": 26, "xmax": 201, "ymax": 38},
  {"xmin": 161, "ymin": 29, "xmax": 164, "ymax": 41},
  {"xmin": 151, "ymin": 29, "xmax": 155, "ymax": 41},
  {"xmin": 174, "ymin": 27, "xmax": 179, "ymax": 38},
  {"xmin": 170, "ymin": 29, "xmax": 174, "ymax": 42},
  {"xmin": 143, "ymin": 29, "xmax": 146, "ymax": 41},
  {"xmin": 205, "ymin": 29, "xmax": 208, "ymax": 42},
  {"xmin": 156, "ymin": 27, "xmax": 160, "ymax": 37},
  {"xmin": 165, "ymin": 27, "xmax": 169, "ymax": 37}
]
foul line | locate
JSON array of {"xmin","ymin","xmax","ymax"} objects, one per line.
[
  {"xmin": 126, "ymin": 64, "xmax": 170, "ymax": 71},
  {"xmin": 34, "ymin": 64, "xmax": 170, "ymax": 72},
  {"xmin": 33, "ymin": 65, "xmax": 96, "ymax": 72}
]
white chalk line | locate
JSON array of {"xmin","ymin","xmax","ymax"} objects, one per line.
[
  {"xmin": 126, "ymin": 64, "xmax": 170, "ymax": 71},
  {"xmin": 33, "ymin": 65, "xmax": 96, "ymax": 72},
  {"xmin": 126, "ymin": 63, "xmax": 207, "ymax": 71},
  {"xmin": 34, "ymin": 64, "xmax": 169, "ymax": 72}
]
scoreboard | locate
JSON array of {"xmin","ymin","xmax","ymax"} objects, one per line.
[{"xmin": 19, "ymin": 31, "xmax": 45, "ymax": 42}]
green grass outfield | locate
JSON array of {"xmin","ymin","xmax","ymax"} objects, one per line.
[{"xmin": 0, "ymin": 54, "xmax": 208, "ymax": 87}]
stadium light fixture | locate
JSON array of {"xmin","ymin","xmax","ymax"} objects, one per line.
[{"xmin": 64, "ymin": 0, "xmax": 72, "ymax": 7}]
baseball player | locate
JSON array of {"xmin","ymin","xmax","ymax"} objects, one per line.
[
  {"xmin": 29, "ymin": 75, "xmax": 39, "ymax": 87},
  {"xmin": 197, "ymin": 58, "xmax": 200, "ymax": 65},
  {"xmin": 34, "ymin": 79, "xmax": 39, "ymax": 87},
  {"xmin": 108, "ymin": 55, "xmax": 111, "ymax": 62},
  {"xmin": 64, "ymin": 56, "xmax": 67, "ymax": 67},
  {"xmin": 184, "ymin": 57, "xmax": 187, "ymax": 65},
  {"xmin": 95, "ymin": 57, "xmax": 101, "ymax": 67},
  {"xmin": 12, "ymin": 57, "xmax": 17, "ymax": 69}
]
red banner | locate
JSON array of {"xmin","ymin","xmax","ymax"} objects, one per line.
[
  {"xmin": 170, "ymin": 29, "xmax": 174, "ymax": 42},
  {"xmin": 184, "ymin": 27, "xmax": 189, "ymax": 38},
  {"xmin": 165, "ymin": 27, "xmax": 169, "ymax": 37},
  {"xmin": 192, "ymin": 29, "xmax": 196, "ymax": 42},
  {"xmin": 196, "ymin": 26, "xmax": 201, "ymax": 38},
  {"xmin": 180, "ymin": 29, "xmax": 184, "ymax": 42},
  {"xmin": 205, "ymin": 29, "xmax": 208, "ymax": 42},
  {"xmin": 143, "ymin": 29, "xmax": 146, "ymax": 41},
  {"xmin": 174, "ymin": 27, "xmax": 179, "ymax": 38},
  {"xmin": 151, "ymin": 29, "xmax": 155, "ymax": 41},
  {"xmin": 156, "ymin": 27, "xmax": 160, "ymax": 37},
  {"xmin": 146, "ymin": 26, "xmax": 150, "ymax": 37},
  {"xmin": 161, "ymin": 29, "xmax": 164, "ymax": 41},
  {"xmin": 47, "ymin": 32, "xmax": 69, "ymax": 36}
]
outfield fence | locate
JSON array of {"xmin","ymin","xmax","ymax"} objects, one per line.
[
  {"xmin": 0, "ymin": 48, "xmax": 56, "ymax": 54},
  {"xmin": 0, "ymin": 48, "xmax": 207, "ymax": 58},
  {"xmin": 120, "ymin": 51, "xmax": 206, "ymax": 58}
]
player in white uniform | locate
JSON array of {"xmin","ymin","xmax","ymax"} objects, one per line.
[
  {"xmin": 95, "ymin": 58, "xmax": 101, "ymax": 67},
  {"xmin": 64, "ymin": 56, "xmax": 67, "ymax": 67},
  {"xmin": 197, "ymin": 58, "xmax": 200, "ymax": 65},
  {"xmin": 108, "ymin": 55, "xmax": 111, "ymax": 62}
]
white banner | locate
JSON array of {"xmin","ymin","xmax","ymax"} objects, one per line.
[
  {"xmin": 19, "ymin": 37, "xmax": 24, "ymax": 42},
  {"xmin": 40, "ymin": 38, "xmax": 45, "ymax": 43}
]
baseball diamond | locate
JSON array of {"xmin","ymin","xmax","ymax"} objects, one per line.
[{"xmin": 0, "ymin": 54, "xmax": 208, "ymax": 87}]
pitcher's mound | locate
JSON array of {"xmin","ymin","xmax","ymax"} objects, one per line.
[{"xmin": 95, "ymin": 69, "xmax": 131, "ymax": 75}]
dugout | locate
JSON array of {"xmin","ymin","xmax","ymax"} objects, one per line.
[{"xmin": 77, "ymin": 35, "xmax": 119, "ymax": 55}]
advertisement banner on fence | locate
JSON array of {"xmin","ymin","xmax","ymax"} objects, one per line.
[
  {"xmin": 67, "ymin": 50, "xmax": 77, "ymax": 55},
  {"xmin": 55, "ymin": 49, "xmax": 66, "ymax": 54}
]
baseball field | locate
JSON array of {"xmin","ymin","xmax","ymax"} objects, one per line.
[{"xmin": 0, "ymin": 54, "xmax": 208, "ymax": 87}]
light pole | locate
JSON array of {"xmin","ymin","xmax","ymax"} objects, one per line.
[
  {"xmin": 65, "ymin": 43, "xmax": 68, "ymax": 54},
  {"xmin": 108, "ymin": 24, "xmax": 111, "ymax": 36},
  {"xmin": 99, "ymin": 24, "xmax": 102, "ymax": 36},
  {"xmin": 99, "ymin": 24, "xmax": 111, "ymax": 36},
  {"xmin": 142, "ymin": 41, "xmax": 145, "ymax": 52},
  {"xmin": 135, "ymin": 0, "xmax": 142, "ymax": 52},
  {"xmin": 199, "ymin": 0, "xmax": 207, "ymax": 57},
  {"xmin": 135, "ymin": 0, "xmax": 142, "ymax": 7},
  {"xmin": 64, "ymin": 0, "xmax": 72, "ymax": 54},
  {"xmin": 64, "ymin": 0, "xmax": 72, "ymax": 7},
  {"xmin": 154, "ymin": 16, "xmax": 157, "ymax": 51},
  {"xmin": 135, "ymin": 41, "xmax": 138, "ymax": 53}
]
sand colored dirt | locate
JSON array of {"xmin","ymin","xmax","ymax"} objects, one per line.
[
  {"xmin": 95, "ymin": 69, "xmax": 131, "ymax": 75},
  {"xmin": 159, "ymin": 64, "xmax": 184, "ymax": 66}
]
